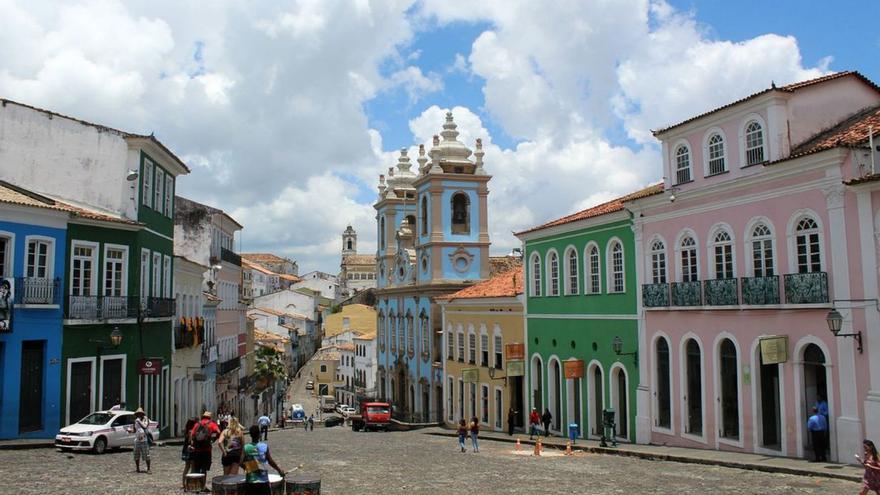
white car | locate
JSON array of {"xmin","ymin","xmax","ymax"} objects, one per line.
[
  {"xmin": 335, "ymin": 404, "xmax": 350, "ymax": 414},
  {"xmin": 55, "ymin": 410, "xmax": 159, "ymax": 454},
  {"xmin": 340, "ymin": 406, "xmax": 356, "ymax": 417}
]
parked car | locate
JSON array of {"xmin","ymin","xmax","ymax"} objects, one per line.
[
  {"xmin": 323, "ymin": 415, "xmax": 344, "ymax": 428},
  {"xmin": 335, "ymin": 404, "xmax": 350, "ymax": 414},
  {"xmin": 305, "ymin": 380, "xmax": 314, "ymax": 390},
  {"xmin": 55, "ymin": 410, "xmax": 159, "ymax": 454},
  {"xmin": 340, "ymin": 406, "xmax": 356, "ymax": 417}
]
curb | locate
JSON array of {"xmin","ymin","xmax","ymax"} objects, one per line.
[
  {"xmin": 424, "ymin": 431, "xmax": 861, "ymax": 483},
  {"xmin": 0, "ymin": 442, "xmax": 56, "ymax": 451}
]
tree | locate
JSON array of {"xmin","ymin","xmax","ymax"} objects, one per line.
[{"xmin": 254, "ymin": 346, "xmax": 287, "ymax": 390}]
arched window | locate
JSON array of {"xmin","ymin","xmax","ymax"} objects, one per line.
[
  {"xmin": 378, "ymin": 311, "xmax": 385, "ymax": 348},
  {"xmin": 609, "ymin": 241, "xmax": 624, "ymax": 292},
  {"xmin": 451, "ymin": 193, "xmax": 470, "ymax": 234},
  {"xmin": 456, "ymin": 327, "xmax": 464, "ymax": 362},
  {"xmin": 675, "ymin": 145, "xmax": 691, "ymax": 184},
  {"xmin": 565, "ymin": 248, "xmax": 579, "ymax": 295},
  {"xmin": 586, "ymin": 244, "xmax": 601, "ymax": 294},
  {"xmin": 530, "ymin": 253, "xmax": 542, "ymax": 297},
  {"xmin": 707, "ymin": 133, "xmax": 726, "ymax": 175},
  {"xmin": 680, "ymin": 236, "xmax": 698, "ymax": 282},
  {"xmin": 480, "ymin": 329, "xmax": 489, "ymax": 367},
  {"xmin": 420, "ymin": 312, "xmax": 429, "ymax": 357},
  {"xmin": 718, "ymin": 338, "xmax": 739, "ymax": 440},
  {"xmin": 655, "ymin": 338, "xmax": 671, "ymax": 429},
  {"xmin": 346, "ymin": 239, "xmax": 352, "ymax": 250},
  {"xmin": 379, "ymin": 217, "xmax": 386, "ymax": 250},
  {"xmin": 548, "ymin": 251, "xmax": 560, "ymax": 296},
  {"xmin": 405, "ymin": 215, "xmax": 416, "ymax": 231},
  {"xmin": 712, "ymin": 230, "xmax": 734, "ymax": 279},
  {"xmin": 651, "ymin": 240, "xmax": 667, "ymax": 284},
  {"xmin": 744, "ymin": 121, "xmax": 764, "ymax": 165},
  {"xmin": 390, "ymin": 312, "xmax": 397, "ymax": 353},
  {"xmin": 446, "ymin": 326, "xmax": 453, "ymax": 361},
  {"xmin": 751, "ymin": 223, "xmax": 774, "ymax": 277},
  {"xmin": 795, "ymin": 217, "xmax": 821, "ymax": 273},
  {"xmin": 406, "ymin": 312, "xmax": 414, "ymax": 355},
  {"xmin": 467, "ymin": 327, "xmax": 476, "ymax": 364},
  {"xmin": 420, "ymin": 196, "xmax": 428, "ymax": 235}
]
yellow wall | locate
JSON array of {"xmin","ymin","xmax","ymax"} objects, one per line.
[
  {"xmin": 323, "ymin": 304, "xmax": 376, "ymax": 338},
  {"xmin": 314, "ymin": 357, "xmax": 338, "ymax": 395},
  {"xmin": 443, "ymin": 298, "xmax": 525, "ymax": 433}
]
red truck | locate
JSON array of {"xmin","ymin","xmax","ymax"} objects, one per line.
[{"xmin": 350, "ymin": 402, "xmax": 392, "ymax": 432}]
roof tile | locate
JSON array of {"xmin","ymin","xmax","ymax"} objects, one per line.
[{"xmin": 439, "ymin": 267, "xmax": 524, "ymax": 301}]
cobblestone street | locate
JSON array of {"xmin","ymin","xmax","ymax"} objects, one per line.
[{"xmin": 3, "ymin": 427, "xmax": 861, "ymax": 494}]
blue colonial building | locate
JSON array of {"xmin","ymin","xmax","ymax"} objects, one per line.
[
  {"xmin": 375, "ymin": 113, "xmax": 491, "ymax": 422},
  {"xmin": 0, "ymin": 181, "xmax": 68, "ymax": 439}
]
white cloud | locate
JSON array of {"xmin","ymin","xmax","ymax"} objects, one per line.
[{"xmin": 386, "ymin": 66, "xmax": 443, "ymax": 103}]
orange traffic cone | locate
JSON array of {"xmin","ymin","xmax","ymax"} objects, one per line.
[
  {"xmin": 533, "ymin": 438, "xmax": 542, "ymax": 456},
  {"xmin": 565, "ymin": 440, "xmax": 573, "ymax": 456},
  {"xmin": 515, "ymin": 438, "xmax": 521, "ymax": 451}
]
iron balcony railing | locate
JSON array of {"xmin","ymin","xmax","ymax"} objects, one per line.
[
  {"xmin": 220, "ymin": 247, "xmax": 241, "ymax": 266},
  {"xmin": 14, "ymin": 277, "xmax": 61, "ymax": 305},
  {"xmin": 642, "ymin": 282, "xmax": 670, "ymax": 308},
  {"xmin": 741, "ymin": 275, "xmax": 780, "ymax": 305},
  {"xmin": 784, "ymin": 272, "xmax": 829, "ymax": 304},
  {"xmin": 65, "ymin": 295, "xmax": 140, "ymax": 319},
  {"xmin": 218, "ymin": 356, "xmax": 240, "ymax": 375},
  {"xmin": 703, "ymin": 278, "xmax": 739, "ymax": 306},
  {"xmin": 671, "ymin": 281, "xmax": 702, "ymax": 306},
  {"xmin": 148, "ymin": 297, "xmax": 176, "ymax": 317}
]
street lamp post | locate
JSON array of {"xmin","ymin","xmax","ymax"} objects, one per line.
[
  {"xmin": 825, "ymin": 308, "xmax": 864, "ymax": 353},
  {"xmin": 612, "ymin": 336, "xmax": 637, "ymax": 365}
]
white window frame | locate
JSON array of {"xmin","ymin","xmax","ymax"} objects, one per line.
[
  {"xmin": 606, "ymin": 238, "xmax": 625, "ymax": 293},
  {"xmin": 649, "ymin": 237, "xmax": 667, "ymax": 284},
  {"xmin": 163, "ymin": 254, "xmax": 172, "ymax": 298},
  {"xmin": 70, "ymin": 240, "xmax": 99, "ymax": 296},
  {"xmin": 706, "ymin": 225, "xmax": 735, "ymax": 280},
  {"xmin": 480, "ymin": 383, "xmax": 490, "ymax": 426},
  {"xmin": 164, "ymin": 175, "xmax": 174, "ymax": 217},
  {"xmin": 651, "ymin": 333, "xmax": 674, "ymax": 435},
  {"xmin": 446, "ymin": 326, "xmax": 453, "ymax": 361},
  {"xmin": 154, "ymin": 167, "xmax": 165, "ymax": 213},
  {"xmin": 494, "ymin": 386, "xmax": 504, "ymax": 431},
  {"xmin": 456, "ymin": 325, "xmax": 464, "ymax": 362},
  {"xmin": 152, "ymin": 252, "xmax": 162, "ymax": 297},
  {"xmin": 102, "ymin": 244, "xmax": 129, "ymax": 297},
  {"xmin": 564, "ymin": 246, "xmax": 579, "ymax": 295},
  {"xmin": 584, "ymin": 242, "xmax": 601, "ymax": 294},
  {"xmin": 140, "ymin": 249, "xmax": 150, "ymax": 303},
  {"xmin": 787, "ymin": 211, "xmax": 825, "ymax": 274},
  {"xmin": 467, "ymin": 325, "xmax": 476, "ymax": 365},
  {"xmin": 703, "ymin": 127, "xmax": 728, "ymax": 176},
  {"xmin": 675, "ymin": 230, "xmax": 700, "ymax": 283},
  {"xmin": 744, "ymin": 218, "xmax": 776, "ymax": 277},
  {"xmin": 529, "ymin": 252, "xmax": 542, "ymax": 297},
  {"xmin": 25, "ymin": 235, "xmax": 55, "ymax": 279},
  {"xmin": 672, "ymin": 140, "xmax": 692, "ymax": 185},
  {"xmin": 493, "ymin": 325, "xmax": 503, "ymax": 370},
  {"xmin": 546, "ymin": 249, "xmax": 560, "ymax": 297},
  {"xmin": 142, "ymin": 159, "xmax": 153, "ymax": 208},
  {"xmin": 739, "ymin": 114, "xmax": 769, "ymax": 168},
  {"xmin": 0, "ymin": 231, "xmax": 14, "ymax": 278}
]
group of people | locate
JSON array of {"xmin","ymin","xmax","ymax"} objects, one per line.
[
  {"xmin": 456, "ymin": 417, "xmax": 480, "ymax": 453},
  {"xmin": 180, "ymin": 410, "xmax": 286, "ymax": 494},
  {"xmin": 528, "ymin": 407, "xmax": 553, "ymax": 439}
]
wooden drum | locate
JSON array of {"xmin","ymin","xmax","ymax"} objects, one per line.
[
  {"xmin": 268, "ymin": 473, "xmax": 285, "ymax": 495},
  {"xmin": 211, "ymin": 475, "xmax": 246, "ymax": 495},
  {"xmin": 185, "ymin": 473, "xmax": 206, "ymax": 492},
  {"xmin": 285, "ymin": 473, "xmax": 321, "ymax": 495}
]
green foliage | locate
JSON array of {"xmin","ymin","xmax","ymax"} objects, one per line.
[{"xmin": 255, "ymin": 346, "xmax": 287, "ymax": 383}]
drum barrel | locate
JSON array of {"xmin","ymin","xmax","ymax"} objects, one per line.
[
  {"xmin": 285, "ymin": 473, "xmax": 321, "ymax": 495},
  {"xmin": 211, "ymin": 474, "xmax": 246, "ymax": 495}
]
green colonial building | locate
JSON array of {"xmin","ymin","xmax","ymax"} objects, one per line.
[
  {"xmin": 515, "ymin": 184, "xmax": 660, "ymax": 442},
  {"xmin": 61, "ymin": 145, "xmax": 189, "ymax": 440}
]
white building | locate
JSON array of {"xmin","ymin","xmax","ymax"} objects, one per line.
[{"xmin": 292, "ymin": 271, "xmax": 339, "ymax": 301}]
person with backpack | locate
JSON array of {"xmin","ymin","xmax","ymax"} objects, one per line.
[{"xmin": 189, "ymin": 411, "xmax": 221, "ymax": 475}]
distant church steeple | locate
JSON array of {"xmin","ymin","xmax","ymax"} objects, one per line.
[{"xmin": 342, "ymin": 225, "xmax": 357, "ymax": 255}]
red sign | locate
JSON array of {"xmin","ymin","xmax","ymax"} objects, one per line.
[
  {"xmin": 505, "ymin": 343, "xmax": 524, "ymax": 360},
  {"xmin": 563, "ymin": 360, "xmax": 584, "ymax": 379},
  {"xmin": 137, "ymin": 358, "xmax": 163, "ymax": 375}
]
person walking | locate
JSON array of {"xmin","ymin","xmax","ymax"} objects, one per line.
[
  {"xmin": 541, "ymin": 408, "xmax": 553, "ymax": 438},
  {"xmin": 242, "ymin": 425, "xmax": 285, "ymax": 495},
  {"xmin": 529, "ymin": 408, "xmax": 540, "ymax": 440},
  {"xmin": 469, "ymin": 416, "xmax": 480, "ymax": 453},
  {"xmin": 219, "ymin": 417, "xmax": 245, "ymax": 475},
  {"xmin": 807, "ymin": 407, "xmax": 828, "ymax": 462},
  {"xmin": 258, "ymin": 413, "xmax": 271, "ymax": 441},
  {"xmin": 132, "ymin": 407, "xmax": 152, "ymax": 474},
  {"xmin": 307, "ymin": 415, "xmax": 314, "ymax": 431},
  {"xmin": 507, "ymin": 407, "xmax": 517, "ymax": 436},
  {"xmin": 180, "ymin": 418, "xmax": 197, "ymax": 490},
  {"xmin": 860, "ymin": 439, "xmax": 880, "ymax": 495},
  {"xmin": 457, "ymin": 419, "xmax": 468, "ymax": 453},
  {"xmin": 189, "ymin": 411, "xmax": 221, "ymax": 475}
]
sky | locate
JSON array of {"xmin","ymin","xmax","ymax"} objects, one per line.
[{"xmin": 2, "ymin": 0, "xmax": 878, "ymax": 274}]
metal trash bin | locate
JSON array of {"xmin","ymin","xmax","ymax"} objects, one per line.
[{"xmin": 568, "ymin": 423, "xmax": 579, "ymax": 443}]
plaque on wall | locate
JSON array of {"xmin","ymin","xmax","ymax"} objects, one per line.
[
  {"xmin": 759, "ymin": 336, "xmax": 789, "ymax": 365},
  {"xmin": 506, "ymin": 360, "xmax": 525, "ymax": 377},
  {"xmin": 462, "ymin": 368, "xmax": 479, "ymax": 383}
]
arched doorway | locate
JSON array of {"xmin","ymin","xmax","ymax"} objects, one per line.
[
  {"xmin": 655, "ymin": 337, "xmax": 671, "ymax": 429},
  {"xmin": 757, "ymin": 345, "xmax": 782, "ymax": 451},
  {"xmin": 531, "ymin": 356, "xmax": 543, "ymax": 413},
  {"xmin": 590, "ymin": 364, "xmax": 604, "ymax": 437},
  {"xmin": 802, "ymin": 343, "xmax": 828, "ymax": 460},
  {"xmin": 684, "ymin": 339, "xmax": 702, "ymax": 436},
  {"xmin": 718, "ymin": 338, "xmax": 740, "ymax": 441},
  {"xmin": 614, "ymin": 367, "xmax": 628, "ymax": 440},
  {"xmin": 566, "ymin": 373, "xmax": 582, "ymax": 438},
  {"xmin": 549, "ymin": 359, "xmax": 562, "ymax": 431},
  {"xmin": 398, "ymin": 369, "xmax": 407, "ymax": 412}
]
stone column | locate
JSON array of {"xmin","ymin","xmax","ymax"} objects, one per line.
[
  {"xmin": 823, "ymin": 183, "xmax": 862, "ymax": 462},
  {"xmin": 632, "ymin": 218, "xmax": 652, "ymax": 444},
  {"xmin": 858, "ymin": 190, "xmax": 880, "ymax": 445}
]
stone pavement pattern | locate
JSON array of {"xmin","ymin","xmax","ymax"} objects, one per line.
[{"xmin": 4, "ymin": 427, "xmax": 860, "ymax": 494}]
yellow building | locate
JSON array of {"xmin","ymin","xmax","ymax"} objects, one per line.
[
  {"xmin": 313, "ymin": 348, "xmax": 340, "ymax": 397},
  {"xmin": 323, "ymin": 304, "xmax": 376, "ymax": 339},
  {"xmin": 439, "ymin": 267, "xmax": 526, "ymax": 433}
]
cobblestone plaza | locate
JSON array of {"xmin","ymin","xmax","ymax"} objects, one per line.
[{"xmin": 5, "ymin": 427, "xmax": 859, "ymax": 494}]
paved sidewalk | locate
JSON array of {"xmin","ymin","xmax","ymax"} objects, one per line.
[{"xmin": 422, "ymin": 427, "xmax": 863, "ymax": 483}]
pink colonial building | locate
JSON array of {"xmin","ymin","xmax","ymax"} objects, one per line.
[{"xmin": 629, "ymin": 72, "xmax": 880, "ymax": 463}]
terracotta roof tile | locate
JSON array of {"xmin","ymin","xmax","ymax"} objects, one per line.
[
  {"xmin": 489, "ymin": 256, "xmax": 523, "ymax": 277},
  {"xmin": 439, "ymin": 267, "xmax": 524, "ymax": 301},
  {"xmin": 241, "ymin": 253, "xmax": 292, "ymax": 264},
  {"xmin": 790, "ymin": 104, "xmax": 880, "ymax": 156},
  {"xmin": 0, "ymin": 180, "xmax": 141, "ymax": 226},
  {"xmin": 516, "ymin": 183, "xmax": 663, "ymax": 236},
  {"xmin": 653, "ymin": 71, "xmax": 880, "ymax": 136},
  {"xmin": 278, "ymin": 274, "xmax": 302, "ymax": 282},
  {"xmin": 342, "ymin": 254, "xmax": 377, "ymax": 265},
  {"xmin": 242, "ymin": 259, "xmax": 276, "ymax": 275}
]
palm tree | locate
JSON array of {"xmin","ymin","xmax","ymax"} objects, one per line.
[{"xmin": 255, "ymin": 346, "xmax": 287, "ymax": 390}]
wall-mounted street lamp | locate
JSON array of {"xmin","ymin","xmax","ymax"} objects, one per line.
[
  {"xmin": 825, "ymin": 309, "xmax": 864, "ymax": 353},
  {"xmin": 90, "ymin": 325, "xmax": 123, "ymax": 353},
  {"xmin": 487, "ymin": 366, "xmax": 507, "ymax": 386},
  {"xmin": 612, "ymin": 336, "xmax": 637, "ymax": 364}
]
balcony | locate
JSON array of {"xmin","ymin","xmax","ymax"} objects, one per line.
[
  {"xmin": 642, "ymin": 283, "xmax": 670, "ymax": 308},
  {"xmin": 147, "ymin": 297, "xmax": 175, "ymax": 317},
  {"xmin": 741, "ymin": 276, "xmax": 780, "ymax": 305},
  {"xmin": 671, "ymin": 281, "xmax": 702, "ymax": 306},
  {"xmin": 65, "ymin": 295, "xmax": 139, "ymax": 319},
  {"xmin": 784, "ymin": 272, "xmax": 829, "ymax": 304},
  {"xmin": 218, "ymin": 356, "xmax": 240, "ymax": 375},
  {"xmin": 703, "ymin": 278, "xmax": 738, "ymax": 306},
  {"xmin": 221, "ymin": 247, "xmax": 241, "ymax": 266},
  {"xmin": 14, "ymin": 277, "xmax": 61, "ymax": 305}
]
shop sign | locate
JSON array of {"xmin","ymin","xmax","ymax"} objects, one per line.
[
  {"xmin": 506, "ymin": 359, "xmax": 524, "ymax": 377},
  {"xmin": 505, "ymin": 343, "xmax": 524, "ymax": 360},
  {"xmin": 563, "ymin": 359, "xmax": 584, "ymax": 379},
  {"xmin": 760, "ymin": 336, "xmax": 789, "ymax": 365},
  {"xmin": 462, "ymin": 368, "xmax": 479, "ymax": 383},
  {"xmin": 137, "ymin": 358, "xmax": 163, "ymax": 375}
]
